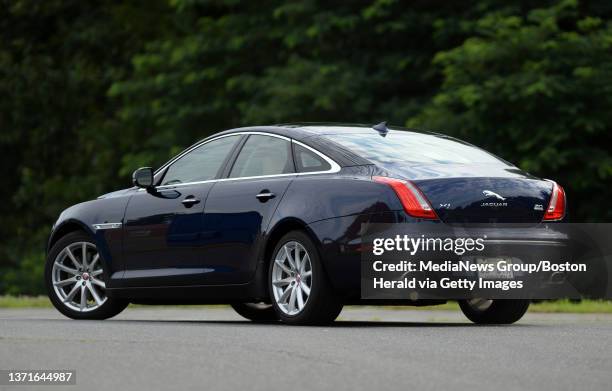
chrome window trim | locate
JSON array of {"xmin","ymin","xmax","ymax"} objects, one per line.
[{"xmin": 144, "ymin": 131, "xmax": 341, "ymax": 191}]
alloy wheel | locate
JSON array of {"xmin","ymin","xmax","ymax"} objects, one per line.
[
  {"xmin": 465, "ymin": 298, "xmax": 493, "ymax": 312},
  {"xmin": 271, "ymin": 241, "xmax": 312, "ymax": 315},
  {"xmin": 51, "ymin": 242, "xmax": 107, "ymax": 312}
]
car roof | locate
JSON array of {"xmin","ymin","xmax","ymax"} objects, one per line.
[
  {"xmin": 277, "ymin": 122, "xmax": 436, "ymax": 136},
  {"xmin": 201, "ymin": 123, "xmax": 440, "ymax": 167},
  {"xmin": 213, "ymin": 123, "xmax": 436, "ymax": 140}
]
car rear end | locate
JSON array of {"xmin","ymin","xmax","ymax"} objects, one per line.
[{"xmin": 314, "ymin": 127, "xmax": 571, "ymax": 301}]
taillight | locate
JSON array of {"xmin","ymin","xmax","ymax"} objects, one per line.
[
  {"xmin": 373, "ymin": 176, "xmax": 438, "ymax": 220},
  {"xmin": 543, "ymin": 181, "xmax": 566, "ymax": 221}
]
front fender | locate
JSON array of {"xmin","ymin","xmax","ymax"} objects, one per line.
[
  {"xmin": 48, "ymin": 218, "xmax": 96, "ymax": 252},
  {"xmin": 47, "ymin": 194, "xmax": 132, "ymax": 280}
]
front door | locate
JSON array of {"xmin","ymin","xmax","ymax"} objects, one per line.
[
  {"xmin": 121, "ymin": 134, "xmax": 242, "ymax": 286},
  {"xmin": 122, "ymin": 184, "xmax": 212, "ymax": 286}
]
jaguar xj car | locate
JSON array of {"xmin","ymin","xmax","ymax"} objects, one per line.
[{"xmin": 45, "ymin": 123, "xmax": 566, "ymax": 325}]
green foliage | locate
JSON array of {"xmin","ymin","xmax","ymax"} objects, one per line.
[
  {"xmin": 108, "ymin": 0, "xmax": 502, "ymax": 173},
  {"xmin": 2, "ymin": 251, "xmax": 45, "ymax": 295},
  {"xmin": 1, "ymin": 0, "xmax": 611, "ymax": 294},
  {"xmin": 0, "ymin": 0, "xmax": 172, "ymax": 293}
]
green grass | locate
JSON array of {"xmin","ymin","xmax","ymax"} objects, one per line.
[
  {"xmin": 0, "ymin": 296, "xmax": 226, "ymax": 309},
  {"xmin": 529, "ymin": 299, "xmax": 612, "ymax": 313},
  {"xmin": 1, "ymin": 296, "xmax": 611, "ymax": 313},
  {"xmin": 382, "ymin": 300, "xmax": 612, "ymax": 313},
  {"xmin": 0, "ymin": 295, "xmax": 53, "ymax": 308}
]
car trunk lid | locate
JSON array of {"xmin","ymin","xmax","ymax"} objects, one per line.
[{"xmin": 383, "ymin": 163, "xmax": 553, "ymax": 223}]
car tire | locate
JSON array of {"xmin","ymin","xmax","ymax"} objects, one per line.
[
  {"xmin": 268, "ymin": 230, "xmax": 343, "ymax": 325},
  {"xmin": 45, "ymin": 231, "xmax": 128, "ymax": 320},
  {"xmin": 231, "ymin": 303, "xmax": 278, "ymax": 322},
  {"xmin": 459, "ymin": 299, "xmax": 529, "ymax": 324}
]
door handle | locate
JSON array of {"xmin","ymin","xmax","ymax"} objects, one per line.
[
  {"xmin": 255, "ymin": 190, "xmax": 276, "ymax": 202},
  {"xmin": 181, "ymin": 196, "xmax": 201, "ymax": 207}
]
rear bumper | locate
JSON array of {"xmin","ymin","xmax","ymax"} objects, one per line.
[{"xmin": 308, "ymin": 214, "xmax": 579, "ymax": 300}]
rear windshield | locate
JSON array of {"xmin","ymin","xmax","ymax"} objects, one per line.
[{"xmin": 324, "ymin": 132, "xmax": 507, "ymax": 165}]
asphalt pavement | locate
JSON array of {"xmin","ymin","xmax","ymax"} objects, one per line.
[{"xmin": 1, "ymin": 306, "xmax": 611, "ymax": 391}]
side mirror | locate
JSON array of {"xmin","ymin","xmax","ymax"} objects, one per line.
[{"xmin": 132, "ymin": 167, "xmax": 154, "ymax": 189}]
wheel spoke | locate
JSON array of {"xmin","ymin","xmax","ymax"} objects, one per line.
[
  {"xmin": 87, "ymin": 284, "xmax": 103, "ymax": 306},
  {"xmin": 272, "ymin": 277, "xmax": 293, "ymax": 287},
  {"xmin": 54, "ymin": 262, "xmax": 79, "ymax": 276},
  {"xmin": 293, "ymin": 245, "xmax": 301, "ymax": 272},
  {"xmin": 89, "ymin": 254, "xmax": 99, "ymax": 270},
  {"xmin": 300, "ymin": 254, "xmax": 309, "ymax": 273},
  {"xmin": 81, "ymin": 243, "xmax": 88, "ymax": 269},
  {"xmin": 278, "ymin": 285, "xmax": 292, "ymax": 304},
  {"xmin": 300, "ymin": 283, "xmax": 310, "ymax": 296},
  {"xmin": 296, "ymin": 285, "xmax": 304, "ymax": 310},
  {"xmin": 288, "ymin": 286, "xmax": 297, "ymax": 312},
  {"xmin": 91, "ymin": 278, "xmax": 106, "ymax": 289},
  {"xmin": 274, "ymin": 259, "xmax": 292, "ymax": 275},
  {"xmin": 79, "ymin": 286, "xmax": 87, "ymax": 310},
  {"xmin": 64, "ymin": 283, "xmax": 81, "ymax": 303},
  {"xmin": 54, "ymin": 276, "xmax": 77, "ymax": 287},
  {"xmin": 301, "ymin": 270, "xmax": 312, "ymax": 278},
  {"xmin": 284, "ymin": 245, "xmax": 296, "ymax": 270},
  {"xmin": 91, "ymin": 269, "xmax": 103, "ymax": 277},
  {"xmin": 65, "ymin": 248, "xmax": 81, "ymax": 269}
]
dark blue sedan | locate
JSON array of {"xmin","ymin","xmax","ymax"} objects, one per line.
[{"xmin": 45, "ymin": 123, "xmax": 566, "ymax": 325}]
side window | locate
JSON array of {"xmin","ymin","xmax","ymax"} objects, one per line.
[
  {"xmin": 229, "ymin": 135, "xmax": 294, "ymax": 178},
  {"xmin": 161, "ymin": 135, "xmax": 239, "ymax": 186},
  {"xmin": 293, "ymin": 143, "xmax": 331, "ymax": 173}
]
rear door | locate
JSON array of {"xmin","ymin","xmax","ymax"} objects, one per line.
[
  {"xmin": 121, "ymin": 134, "xmax": 242, "ymax": 286},
  {"xmin": 201, "ymin": 134, "xmax": 296, "ymax": 284}
]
